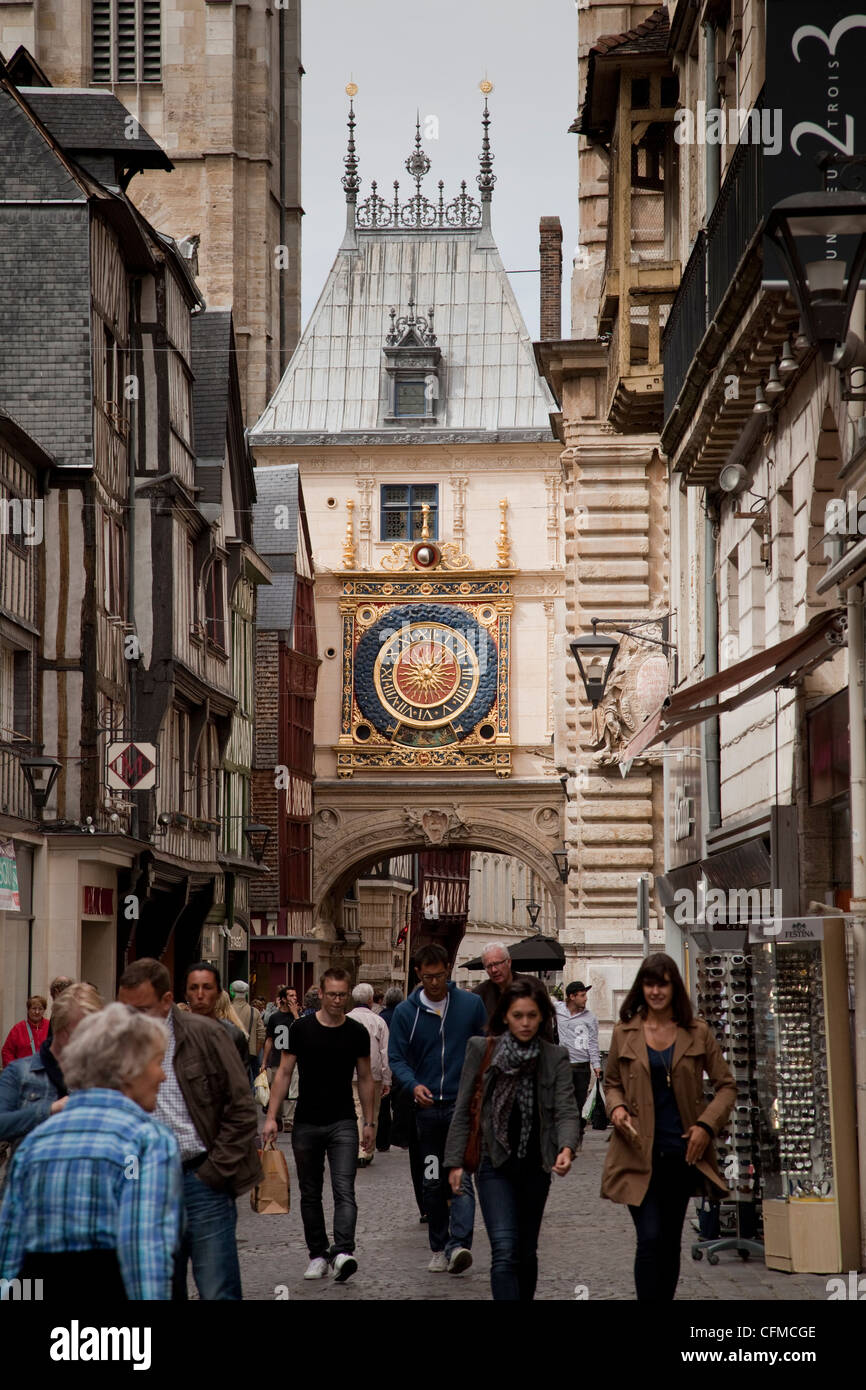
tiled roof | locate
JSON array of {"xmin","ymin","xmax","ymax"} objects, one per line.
[
  {"xmin": 18, "ymin": 89, "xmax": 172, "ymax": 170},
  {"xmin": 590, "ymin": 6, "xmax": 670, "ymax": 58},
  {"xmin": 250, "ymin": 228, "xmax": 556, "ymax": 440}
]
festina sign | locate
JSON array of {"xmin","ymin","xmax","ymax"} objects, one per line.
[
  {"xmin": 106, "ymin": 741, "xmax": 157, "ymax": 791},
  {"xmin": 764, "ymin": 4, "xmax": 866, "ymax": 284}
]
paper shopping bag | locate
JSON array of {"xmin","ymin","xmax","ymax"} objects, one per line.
[{"xmin": 250, "ymin": 1143, "xmax": 291, "ymax": 1215}]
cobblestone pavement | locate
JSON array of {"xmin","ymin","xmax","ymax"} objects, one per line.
[{"xmin": 235, "ymin": 1127, "xmax": 832, "ymax": 1302}]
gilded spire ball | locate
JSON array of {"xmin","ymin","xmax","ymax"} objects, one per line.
[
  {"xmin": 479, "ymin": 79, "xmax": 493, "ymax": 95},
  {"xmin": 346, "ymin": 82, "xmax": 358, "ymax": 97}
]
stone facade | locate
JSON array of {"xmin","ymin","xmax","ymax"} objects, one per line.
[{"xmin": 0, "ymin": 0, "xmax": 302, "ymax": 422}]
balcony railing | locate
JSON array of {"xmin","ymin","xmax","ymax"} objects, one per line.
[
  {"xmin": 706, "ymin": 136, "xmax": 763, "ymax": 322},
  {"xmin": 662, "ymin": 230, "xmax": 706, "ymax": 423},
  {"xmin": 662, "ymin": 111, "xmax": 765, "ymax": 435}
]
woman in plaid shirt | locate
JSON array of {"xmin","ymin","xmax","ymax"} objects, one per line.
[{"xmin": 0, "ymin": 1003, "xmax": 182, "ymax": 1300}]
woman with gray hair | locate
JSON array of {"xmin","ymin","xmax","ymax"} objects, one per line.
[
  {"xmin": 347, "ymin": 984, "xmax": 391, "ymax": 1167},
  {"xmin": 0, "ymin": 982, "xmax": 102, "ymax": 1164},
  {"xmin": 0, "ymin": 1003, "xmax": 182, "ymax": 1300}
]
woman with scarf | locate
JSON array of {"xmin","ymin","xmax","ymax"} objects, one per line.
[{"xmin": 444, "ymin": 978, "xmax": 579, "ymax": 1300}]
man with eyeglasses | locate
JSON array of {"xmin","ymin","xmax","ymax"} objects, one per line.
[
  {"xmin": 388, "ymin": 943, "xmax": 487, "ymax": 1275},
  {"xmin": 474, "ymin": 942, "xmax": 557, "ymax": 1041},
  {"xmin": 263, "ymin": 967, "xmax": 374, "ymax": 1284}
]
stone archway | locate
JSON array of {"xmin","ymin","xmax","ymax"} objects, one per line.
[{"xmin": 311, "ymin": 781, "xmax": 568, "ymax": 944}]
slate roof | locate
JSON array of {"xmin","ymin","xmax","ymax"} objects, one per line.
[
  {"xmin": 191, "ymin": 310, "xmax": 233, "ymax": 462},
  {"xmin": 252, "ymin": 465, "xmax": 301, "ymax": 630},
  {"xmin": 18, "ymin": 89, "xmax": 172, "ymax": 171},
  {"xmin": 250, "ymin": 229, "xmax": 557, "ymax": 442}
]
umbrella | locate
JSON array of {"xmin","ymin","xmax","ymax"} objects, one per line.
[{"xmin": 462, "ymin": 933, "xmax": 565, "ymax": 974}]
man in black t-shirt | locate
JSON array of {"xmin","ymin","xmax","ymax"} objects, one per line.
[{"xmin": 263, "ymin": 967, "xmax": 374, "ymax": 1284}]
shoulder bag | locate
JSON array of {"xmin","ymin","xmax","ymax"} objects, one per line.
[{"xmin": 463, "ymin": 1037, "xmax": 496, "ymax": 1172}]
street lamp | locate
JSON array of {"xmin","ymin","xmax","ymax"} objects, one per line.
[
  {"xmin": 765, "ymin": 190, "xmax": 866, "ymax": 362},
  {"xmin": 19, "ymin": 755, "xmax": 61, "ymax": 815},
  {"xmin": 526, "ymin": 900, "xmax": 541, "ymax": 929},
  {"xmin": 243, "ymin": 823, "xmax": 272, "ymax": 864},
  {"xmin": 569, "ymin": 622, "xmax": 620, "ymax": 708},
  {"xmin": 552, "ymin": 848, "xmax": 569, "ymax": 884},
  {"xmin": 571, "ymin": 616, "xmax": 677, "ymax": 707}
]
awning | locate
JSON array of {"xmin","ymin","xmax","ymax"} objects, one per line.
[{"xmin": 621, "ymin": 608, "xmax": 847, "ymax": 761}]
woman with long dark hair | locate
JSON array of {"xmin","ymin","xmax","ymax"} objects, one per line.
[
  {"xmin": 601, "ymin": 953, "xmax": 735, "ymax": 1301},
  {"xmin": 444, "ymin": 979, "xmax": 579, "ymax": 1301}
]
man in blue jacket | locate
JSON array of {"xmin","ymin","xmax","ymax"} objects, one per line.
[{"xmin": 388, "ymin": 943, "xmax": 487, "ymax": 1275}]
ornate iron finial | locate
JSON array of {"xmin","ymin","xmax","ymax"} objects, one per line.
[
  {"xmin": 405, "ymin": 114, "xmax": 431, "ymax": 187},
  {"xmin": 477, "ymin": 89, "xmax": 496, "ymax": 202},
  {"xmin": 342, "ymin": 88, "xmax": 361, "ymax": 204},
  {"xmin": 355, "ymin": 110, "xmax": 483, "ymax": 230},
  {"xmin": 385, "ymin": 302, "xmax": 437, "ymax": 347}
]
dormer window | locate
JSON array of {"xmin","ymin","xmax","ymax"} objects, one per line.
[{"xmin": 382, "ymin": 301, "xmax": 442, "ymax": 425}]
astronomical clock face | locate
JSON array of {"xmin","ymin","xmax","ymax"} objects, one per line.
[
  {"xmin": 340, "ymin": 592, "xmax": 511, "ymax": 776},
  {"xmin": 375, "ymin": 622, "xmax": 480, "ymax": 730}
]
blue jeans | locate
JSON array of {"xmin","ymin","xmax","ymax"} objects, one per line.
[
  {"xmin": 475, "ymin": 1155, "xmax": 551, "ymax": 1301},
  {"xmin": 292, "ymin": 1118, "xmax": 358, "ymax": 1259},
  {"xmin": 173, "ymin": 1169, "xmax": 242, "ymax": 1301},
  {"xmin": 415, "ymin": 1101, "xmax": 475, "ymax": 1257}
]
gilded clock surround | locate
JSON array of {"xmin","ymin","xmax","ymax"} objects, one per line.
[{"xmin": 337, "ymin": 572, "xmax": 513, "ymax": 778}]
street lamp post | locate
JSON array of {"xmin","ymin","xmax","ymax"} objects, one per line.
[
  {"xmin": 570, "ymin": 616, "xmax": 678, "ymax": 707},
  {"xmin": 19, "ymin": 755, "xmax": 62, "ymax": 816}
]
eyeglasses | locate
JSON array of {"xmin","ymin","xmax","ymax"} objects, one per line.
[
  {"xmin": 323, "ymin": 991, "xmax": 349, "ymax": 1000},
  {"xmin": 420, "ymin": 972, "xmax": 448, "ymax": 984}
]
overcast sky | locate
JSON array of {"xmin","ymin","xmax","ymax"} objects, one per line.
[{"xmin": 300, "ymin": 0, "xmax": 579, "ymax": 341}]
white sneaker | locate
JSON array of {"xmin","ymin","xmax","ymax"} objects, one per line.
[
  {"xmin": 333, "ymin": 1252, "xmax": 358, "ymax": 1283},
  {"xmin": 448, "ymin": 1247, "xmax": 473, "ymax": 1274},
  {"xmin": 428, "ymin": 1251, "xmax": 449, "ymax": 1272},
  {"xmin": 303, "ymin": 1257, "xmax": 330, "ymax": 1279}
]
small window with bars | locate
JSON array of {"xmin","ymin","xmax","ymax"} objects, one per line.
[
  {"xmin": 92, "ymin": 0, "xmax": 162, "ymax": 84},
  {"xmin": 380, "ymin": 484, "xmax": 438, "ymax": 541}
]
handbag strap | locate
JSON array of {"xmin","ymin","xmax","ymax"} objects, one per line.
[
  {"xmin": 474, "ymin": 1036, "xmax": 497, "ymax": 1094},
  {"xmin": 25, "ymin": 1021, "xmax": 37, "ymax": 1055}
]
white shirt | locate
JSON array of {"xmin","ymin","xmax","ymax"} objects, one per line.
[
  {"xmin": 153, "ymin": 1010, "xmax": 207, "ymax": 1161},
  {"xmin": 419, "ymin": 990, "xmax": 446, "ymax": 1017},
  {"xmin": 553, "ymin": 1002, "xmax": 601, "ymax": 1068},
  {"xmin": 347, "ymin": 1006, "xmax": 392, "ymax": 1086}
]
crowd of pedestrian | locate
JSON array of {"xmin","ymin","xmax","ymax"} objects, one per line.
[{"xmin": 0, "ymin": 947, "xmax": 733, "ymax": 1303}]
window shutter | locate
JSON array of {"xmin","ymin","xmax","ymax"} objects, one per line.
[
  {"xmin": 92, "ymin": 0, "xmax": 112, "ymax": 83},
  {"xmin": 13, "ymin": 650, "xmax": 31, "ymax": 739},
  {"xmin": 141, "ymin": 0, "xmax": 162, "ymax": 81},
  {"xmin": 116, "ymin": 0, "xmax": 137, "ymax": 82}
]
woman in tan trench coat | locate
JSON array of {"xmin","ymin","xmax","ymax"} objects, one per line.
[{"xmin": 601, "ymin": 953, "xmax": 735, "ymax": 1301}]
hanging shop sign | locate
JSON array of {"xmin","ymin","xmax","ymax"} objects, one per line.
[
  {"xmin": 0, "ymin": 839, "xmax": 20, "ymax": 911},
  {"xmin": 764, "ymin": 1, "xmax": 866, "ymax": 284},
  {"xmin": 106, "ymin": 741, "xmax": 158, "ymax": 791},
  {"xmin": 748, "ymin": 915, "xmax": 826, "ymax": 944}
]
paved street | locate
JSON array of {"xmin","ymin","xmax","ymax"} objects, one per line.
[{"xmin": 235, "ymin": 1126, "xmax": 832, "ymax": 1302}]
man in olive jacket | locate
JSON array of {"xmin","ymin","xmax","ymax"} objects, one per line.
[{"xmin": 118, "ymin": 956, "xmax": 261, "ymax": 1300}]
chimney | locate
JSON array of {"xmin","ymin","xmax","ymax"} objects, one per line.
[{"xmin": 539, "ymin": 216, "xmax": 563, "ymax": 341}]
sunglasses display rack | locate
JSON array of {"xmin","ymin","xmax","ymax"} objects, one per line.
[
  {"xmin": 751, "ymin": 944, "xmax": 831, "ymax": 1201},
  {"xmin": 750, "ymin": 922, "xmax": 859, "ymax": 1274},
  {"xmin": 691, "ymin": 950, "xmax": 765, "ymax": 1265}
]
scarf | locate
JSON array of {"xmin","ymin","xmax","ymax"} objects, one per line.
[{"xmin": 490, "ymin": 1032, "xmax": 541, "ymax": 1159}]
